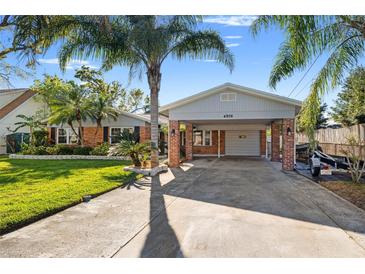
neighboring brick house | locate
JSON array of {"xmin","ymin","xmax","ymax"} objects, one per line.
[
  {"xmin": 160, "ymin": 83, "xmax": 302, "ymax": 171},
  {"xmin": 0, "ymin": 88, "xmax": 166, "ymax": 153},
  {"xmin": 47, "ymin": 112, "xmax": 168, "ymax": 147}
]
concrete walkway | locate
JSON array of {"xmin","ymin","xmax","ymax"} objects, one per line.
[{"xmin": 1, "ymin": 157, "xmax": 365, "ymax": 257}]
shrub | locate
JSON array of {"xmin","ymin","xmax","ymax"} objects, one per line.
[
  {"xmin": 117, "ymin": 140, "xmax": 152, "ymax": 167},
  {"xmin": 73, "ymin": 146, "xmax": 93, "ymax": 155},
  {"xmin": 33, "ymin": 129, "xmax": 48, "ymax": 146},
  {"xmin": 90, "ymin": 143, "xmax": 110, "ymax": 156},
  {"xmin": 57, "ymin": 145, "xmax": 75, "ymax": 155},
  {"xmin": 34, "ymin": 146, "xmax": 48, "ymax": 155},
  {"xmin": 20, "ymin": 143, "xmax": 34, "ymax": 155},
  {"xmin": 45, "ymin": 146, "xmax": 60, "ymax": 155},
  {"xmin": 21, "ymin": 144, "xmax": 48, "ymax": 155},
  {"xmin": 341, "ymin": 135, "xmax": 365, "ymax": 183}
]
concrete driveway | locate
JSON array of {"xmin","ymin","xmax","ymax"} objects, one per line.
[{"xmin": 1, "ymin": 157, "xmax": 365, "ymax": 257}]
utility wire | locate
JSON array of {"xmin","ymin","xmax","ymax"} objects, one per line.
[{"xmin": 287, "ymin": 54, "xmax": 321, "ymax": 98}]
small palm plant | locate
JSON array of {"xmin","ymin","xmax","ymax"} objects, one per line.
[
  {"xmin": 13, "ymin": 113, "xmax": 46, "ymax": 145},
  {"xmin": 116, "ymin": 131, "xmax": 153, "ymax": 167}
]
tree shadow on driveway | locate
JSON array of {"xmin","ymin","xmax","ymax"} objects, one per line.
[{"xmin": 139, "ymin": 175, "xmax": 184, "ymax": 258}]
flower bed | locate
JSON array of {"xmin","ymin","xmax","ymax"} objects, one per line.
[{"xmin": 9, "ymin": 154, "xmax": 128, "ymax": 160}]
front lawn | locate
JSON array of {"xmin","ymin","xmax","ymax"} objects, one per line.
[
  {"xmin": 0, "ymin": 156, "xmax": 137, "ymax": 234},
  {"xmin": 320, "ymin": 181, "xmax": 365, "ymax": 211}
]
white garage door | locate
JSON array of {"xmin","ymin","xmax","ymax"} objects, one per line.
[{"xmin": 225, "ymin": 130, "xmax": 260, "ymax": 156}]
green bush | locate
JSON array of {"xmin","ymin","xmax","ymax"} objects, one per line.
[
  {"xmin": 117, "ymin": 140, "xmax": 152, "ymax": 167},
  {"xmin": 90, "ymin": 143, "xmax": 110, "ymax": 156},
  {"xmin": 20, "ymin": 143, "xmax": 34, "ymax": 155},
  {"xmin": 32, "ymin": 129, "xmax": 48, "ymax": 146},
  {"xmin": 73, "ymin": 146, "xmax": 93, "ymax": 155},
  {"xmin": 57, "ymin": 145, "xmax": 75, "ymax": 155},
  {"xmin": 21, "ymin": 144, "xmax": 48, "ymax": 155},
  {"xmin": 45, "ymin": 146, "xmax": 60, "ymax": 155}
]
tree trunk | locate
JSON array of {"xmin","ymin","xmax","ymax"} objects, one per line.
[
  {"xmin": 147, "ymin": 66, "xmax": 161, "ymax": 168},
  {"xmin": 29, "ymin": 127, "xmax": 33, "ymax": 145},
  {"xmin": 78, "ymin": 119, "xmax": 84, "ymax": 147},
  {"xmin": 94, "ymin": 120, "xmax": 102, "ymax": 145}
]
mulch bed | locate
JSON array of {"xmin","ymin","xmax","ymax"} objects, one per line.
[
  {"xmin": 296, "ymin": 161, "xmax": 365, "ymax": 211},
  {"xmin": 320, "ymin": 181, "xmax": 365, "ymax": 211}
]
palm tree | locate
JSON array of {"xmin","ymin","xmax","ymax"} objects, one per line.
[
  {"xmin": 13, "ymin": 114, "xmax": 46, "ymax": 145},
  {"xmin": 0, "ymin": 16, "xmax": 79, "ymax": 86},
  {"xmin": 48, "ymin": 82, "xmax": 91, "ymax": 146},
  {"xmin": 58, "ymin": 16, "xmax": 234, "ymax": 167},
  {"xmin": 75, "ymin": 66, "xmax": 120, "ymax": 141},
  {"xmin": 89, "ymin": 92, "xmax": 119, "ymax": 141},
  {"xmin": 251, "ymin": 16, "xmax": 365, "ymax": 144}
]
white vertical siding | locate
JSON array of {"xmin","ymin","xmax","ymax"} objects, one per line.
[
  {"xmin": 0, "ymin": 96, "xmax": 46, "ymax": 154},
  {"xmin": 169, "ymin": 88, "xmax": 296, "ymax": 120}
]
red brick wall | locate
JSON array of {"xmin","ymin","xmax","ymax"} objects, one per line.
[
  {"xmin": 282, "ymin": 118, "xmax": 295, "ymax": 170},
  {"xmin": 83, "ymin": 127, "xmax": 103, "ymax": 146},
  {"xmin": 271, "ymin": 122, "xmax": 281, "ymax": 162},
  {"xmin": 192, "ymin": 130, "xmax": 225, "ymax": 155},
  {"xmin": 47, "ymin": 128, "xmax": 52, "ymax": 144},
  {"xmin": 185, "ymin": 123, "xmax": 193, "ymax": 160},
  {"xmin": 260, "ymin": 130, "xmax": 266, "ymax": 156},
  {"xmin": 168, "ymin": 120, "xmax": 180, "ymax": 167},
  {"xmin": 140, "ymin": 123, "xmax": 151, "ymax": 143}
]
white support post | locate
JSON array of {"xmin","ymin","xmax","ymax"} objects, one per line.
[
  {"xmin": 218, "ymin": 130, "xmax": 221, "ymax": 158},
  {"xmin": 265, "ymin": 127, "xmax": 268, "ymax": 159}
]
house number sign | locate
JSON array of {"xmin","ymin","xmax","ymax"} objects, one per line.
[{"xmin": 223, "ymin": 114, "xmax": 233, "ymax": 118}]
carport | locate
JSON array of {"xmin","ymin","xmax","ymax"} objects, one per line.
[{"xmin": 160, "ymin": 83, "xmax": 302, "ymax": 170}]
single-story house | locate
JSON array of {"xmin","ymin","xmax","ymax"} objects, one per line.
[
  {"xmin": 160, "ymin": 83, "xmax": 302, "ymax": 170},
  {"xmin": 0, "ymin": 88, "xmax": 166, "ymax": 154},
  {"xmin": 46, "ymin": 112, "xmax": 168, "ymax": 147}
]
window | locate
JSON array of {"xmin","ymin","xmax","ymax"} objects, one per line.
[
  {"xmin": 180, "ymin": 131, "xmax": 186, "ymax": 146},
  {"xmin": 57, "ymin": 128, "xmax": 78, "ymax": 144},
  {"xmin": 193, "ymin": 130, "xmax": 212, "ymax": 146},
  {"xmin": 220, "ymin": 93, "xmax": 236, "ymax": 102},
  {"xmin": 57, "ymin": 128, "xmax": 67, "ymax": 144},
  {"xmin": 110, "ymin": 127, "xmax": 134, "ymax": 144}
]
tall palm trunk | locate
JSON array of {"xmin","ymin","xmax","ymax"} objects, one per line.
[
  {"xmin": 94, "ymin": 120, "xmax": 102, "ymax": 145},
  {"xmin": 29, "ymin": 127, "xmax": 33, "ymax": 145},
  {"xmin": 147, "ymin": 66, "xmax": 161, "ymax": 168},
  {"xmin": 77, "ymin": 119, "xmax": 84, "ymax": 147}
]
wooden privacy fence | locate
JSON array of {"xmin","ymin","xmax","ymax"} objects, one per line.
[{"xmin": 296, "ymin": 124, "xmax": 365, "ymax": 158}]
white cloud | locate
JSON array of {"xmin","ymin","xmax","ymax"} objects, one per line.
[
  {"xmin": 223, "ymin": 35, "xmax": 243, "ymax": 39},
  {"xmin": 38, "ymin": 58, "xmax": 59, "ymax": 64},
  {"xmin": 196, "ymin": 59, "xmax": 218, "ymax": 63},
  {"xmin": 38, "ymin": 58, "xmax": 99, "ymax": 70},
  {"xmin": 203, "ymin": 16, "xmax": 257, "ymax": 26},
  {"xmin": 226, "ymin": 42, "xmax": 240, "ymax": 48}
]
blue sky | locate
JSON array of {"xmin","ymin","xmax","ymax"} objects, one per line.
[{"xmin": 3, "ymin": 16, "xmax": 365, "ymax": 109}]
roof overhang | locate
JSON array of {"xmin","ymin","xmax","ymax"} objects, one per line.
[{"xmin": 160, "ymin": 83, "xmax": 302, "ymax": 116}]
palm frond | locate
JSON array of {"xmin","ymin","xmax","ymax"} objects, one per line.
[{"xmin": 171, "ymin": 30, "xmax": 234, "ymax": 72}]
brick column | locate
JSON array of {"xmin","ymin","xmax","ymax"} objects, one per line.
[
  {"xmin": 271, "ymin": 122, "xmax": 281, "ymax": 162},
  {"xmin": 168, "ymin": 120, "xmax": 180, "ymax": 167},
  {"xmin": 282, "ymin": 118, "xmax": 295, "ymax": 170},
  {"xmin": 139, "ymin": 123, "xmax": 151, "ymax": 143},
  {"xmin": 185, "ymin": 123, "xmax": 193, "ymax": 160}
]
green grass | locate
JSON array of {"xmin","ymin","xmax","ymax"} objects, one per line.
[{"xmin": 0, "ymin": 156, "xmax": 137, "ymax": 234}]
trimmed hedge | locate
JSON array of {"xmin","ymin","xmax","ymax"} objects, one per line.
[{"xmin": 21, "ymin": 143, "xmax": 110, "ymax": 156}]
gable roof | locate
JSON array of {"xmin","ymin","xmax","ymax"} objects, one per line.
[
  {"xmin": 135, "ymin": 113, "xmax": 169, "ymax": 124},
  {"xmin": 0, "ymin": 89, "xmax": 36, "ymax": 120},
  {"xmin": 160, "ymin": 83, "xmax": 302, "ymax": 114}
]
